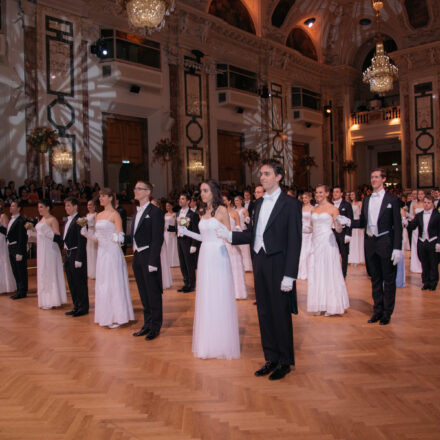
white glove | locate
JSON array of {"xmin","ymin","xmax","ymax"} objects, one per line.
[
  {"xmin": 80, "ymin": 226, "xmax": 88, "ymax": 237},
  {"xmin": 435, "ymin": 243, "xmax": 440, "ymax": 252},
  {"xmin": 177, "ymin": 225, "xmax": 184, "ymax": 237},
  {"xmin": 179, "ymin": 226, "xmax": 202, "ymax": 242},
  {"xmin": 43, "ymin": 228, "xmax": 54, "ymax": 240},
  {"xmin": 111, "ymin": 232, "xmax": 125, "ymax": 244},
  {"xmin": 245, "ymin": 216, "xmax": 250, "ymax": 224},
  {"xmin": 402, "ymin": 218, "xmax": 408, "ymax": 227},
  {"xmin": 280, "ymin": 276, "xmax": 294, "ymax": 292},
  {"xmin": 391, "ymin": 249, "xmax": 403, "ymax": 266},
  {"xmin": 190, "ymin": 246, "xmax": 197, "ymax": 254},
  {"xmin": 334, "ymin": 218, "xmax": 343, "ymax": 234},
  {"xmin": 216, "ymin": 226, "xmax": 232, "ymax": 243},
  {"xmin": 74, "ymin": 261, "xmax": 83, "ymax": 268},
  {"xmin": 344, "ymin": 235, "xmax": 351, "ymax": 244},
  {"xmin": 336, "ymin": 215, "xmax": 351, "ymax": 227},
  {"xmin": 81, "ymin": 226, "xmax": 97, "ymax": 241},
  {"xmin": 302, "ymin": 225, "xmax": 312, "ymax": 234},
  {"xmin": 148, "ymin": 265, "xmax": 157, "ymax": 272},
  {"xmin": 16, "ymin": 254, "xmax": 23, "ymax": 262}
]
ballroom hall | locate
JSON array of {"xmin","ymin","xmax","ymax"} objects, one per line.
[{"xmin": 0, "ymin": 0, "xmax": 439, "ymax": 439}]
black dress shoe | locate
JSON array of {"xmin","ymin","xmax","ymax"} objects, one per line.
[
  {"xmin": 421, "ymin": 285, "xmax": 429, "ymax": 290},
  {"xmin": 177, "ymin": 286, "xmax": 187, "ymax": 292},
  {"xmin": 429, "ymin": 285, "xmax": 437, "ymax": 291},
  {"xmin": 145, "ymin": 330, "xmax": 159, "ymax": 340},
  {"xmin": 72, "ymin": 310, "xmax": 88, "ymax": 317},
  {"xmin": 182, "ymin": 286, "xmax": 194, "ymax": 293},
  {"xmin": 368, "ymin": 314, "xmax": 382, "ymax": 323},
  {"xmin": 133, "ymin": 328, "xmax": 150, "ymax": 337},
  {"xmin": 379, "ymin": 317, "xmax": 390, "ymax": 325},
  {"xmin": 65, "ymin": 310, "xmax": 77, "ymax": 316},
  {"xmin": 254, "ymin": 361, "xmax": 278, "ymax": 377},
  {"xmin": 253, "ymin": 301, "xmax": 257, "ymax": 305},
  {"xmin": 269, "ymin": 365, "xmax": 291, "ymax": 381},
  {"xmin": 10, "ymin": 294, "xmax": 26, "ymax": 300}
]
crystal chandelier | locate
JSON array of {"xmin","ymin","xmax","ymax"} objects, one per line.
[
  {"xmin": 362, "ymin": 0, "xmax": 398, "ymax": 95},
  {"xmin": 119, "ymin": 0, "xmax": 175, "ymax": 31},
  {"xmin": 52, "ymin": 146, "xmax": 73, "ymax": 173}
]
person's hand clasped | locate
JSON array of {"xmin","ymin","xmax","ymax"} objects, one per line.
[
  {"xmin": 280, "ymin": 276, "xmax": 294, "ymax": 292},
  {"xmin": 74, "ymin": 261, "xmax": 82, "ymax": 268},
  {"xmin": 216, "ymin": 227, "xmax": 232, "ymax": 242},
  {"xmin": 177, "ymin": 225, "xmax": 187, "ymax": 237},
  {"xmin": 344, "ymin": 235, "xmax": 351, "ymax": 244},
  {"xmin": 15, "ymin": 254, "xmax": 23, "ymax": 262},
  {"xmin": 190, "ymin": 246, "xmax": 197, "ymax": 254},
  {"xmin": 391, "ymin": 249, "xmax": 402, "ymax": 265},
  {"xmin": 435, "ymin": 243, "xmax": 440, "ymax": 253},
  {"xmin": 148, "ymin": 265, "xmax": 158, "ymax": 272}
]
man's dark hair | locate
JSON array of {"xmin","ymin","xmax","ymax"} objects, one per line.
[
  {"xmin": 259, "ymin": 158, "xmax": 285, "ymax": 182},
  {"xmin": 371, "ymin": 168, "xmax": 387, "ymax": 179},
  {"xmin": 11, "ymin": 200, "xmax": 23, "ymax": 211},
  {"xmin": 137, "ymin": 180, "xmax": 153, "ymax": 192},
  {"xmin": 180, "ymin": 192, "xmax": 190, "ymax": 201},
  {"xmin": 64, "ymin": 197, "xmax": 79, "ymax": 207},
  {"xmin": 332, "ymin": 185, "xmax": 344, "ymax": 193},
  {"xmin": 424, "ymin": 195, "xmax": 434, "ymax": 202}
]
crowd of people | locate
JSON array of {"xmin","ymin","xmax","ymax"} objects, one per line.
[{"xmin": 1, "ymin": 163, "xmax": 439, "ymax": 381}]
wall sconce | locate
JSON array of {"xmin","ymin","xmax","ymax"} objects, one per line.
[{"xmin": 323, "ymin": 105, "xmax": 332, "ymax": 116}]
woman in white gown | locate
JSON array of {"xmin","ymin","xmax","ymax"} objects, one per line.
[
  {"xmin": 164, "ymin": 202, "xmax": 179, "ymax": 267},
  {"xmin": 233, "ymin": 195, "xmax": 252, "ymax": 272},
  {"xmin": 179, "ymin": 180, "xmax": 240, "ymax": 360},
  {"xmin": 409, "ymin": 190, "xmax": 424, "ymax": 274},
  {"xmin": 84, "ymin": 188, "xmax": 134, "ymax": 328},
  {"xmin": 298, "ymin": 191, "xmax": 313, "ymax": 279},
  {"xmin": 0, "ymin": 204, "xmax": 16, "ymax": 294},
  {"xmin": 348, "ymin": 191, "xmax": 365, "ymax": 265},
  {"xmin": 27, "ymin": 200, "xmax": 67, "ymax": 309},
  {"xmin": 307, "ymin": 185, "xmax": 350, "ymax": 316},
  {"xmin": 86, "ymin": 199, "xmax": 98, "ymax": 279},
  {"xmin": 223, "ymin": 195, "xmax": 248, "ymax": 300}
]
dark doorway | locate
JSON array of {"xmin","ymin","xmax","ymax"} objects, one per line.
[
  {"xmin": 218, "ymin": 130, "xmax": 244, "ymax": 187},
  {"xmin": 292, "ymin": 141, "xmax": 309, "ymax": 189}
]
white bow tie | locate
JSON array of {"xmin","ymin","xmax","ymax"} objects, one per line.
[
  {"xmin": 371, "ymin": 193, "xmax": 380, "ymax": 198},
  {"xmin": 263, "ymin": 193, "xmax": 276, "ymax": 201}
]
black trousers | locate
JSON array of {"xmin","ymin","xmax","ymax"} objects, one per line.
[
  {"xmin": 64, "ymin": 250, "xmax": 89, "ymax": 312},
  {"xmin": 177, "ymin": 238, "xmax": 196, "ymax": 288},
  {"xmin": 132, "ymin": 250, "xmax": 163, "ymax": 331},
  {"xmin": 253, "ymin": 250, "xmax": 294, "ymax": 366},
  {"xmin": 417, "ymin": 240, "xmax": 438, "ymax": 288},
  {"xmin": 8, "ymin": 246, "xmax": 28, "ymax": 297},
  {"xmin": 335, "ymin": 235, "xmax": 349, "ymax": 278},
  {"xmin": 364, "ymin": 235, "xmax": 397, "ymax": 318}
]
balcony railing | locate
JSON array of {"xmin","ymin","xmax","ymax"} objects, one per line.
[{"xmin": 351, "ymin": 106, "xmax": 400, "ymax": 125}]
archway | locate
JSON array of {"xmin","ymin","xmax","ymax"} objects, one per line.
[
  {"xmin": 208, "ymin": 0, "xmax": 256, "ymax": 34},
  {"xmin": 286, "ymin": 28, "xmax": 318, "ymax": 61}
]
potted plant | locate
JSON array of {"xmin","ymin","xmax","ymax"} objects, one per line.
[
  {"xmin": 240, "ymin": 148, "xmax": 260, "ymax": 184},
  {"xmin": 299, "ymin": 155, "xmax": 317, "ymax": 171},
  {"xmin": 342, "ymin": 160, "xmax": 358, "ymax": 173}
]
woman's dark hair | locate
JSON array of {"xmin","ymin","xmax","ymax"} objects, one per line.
[
  {"xmin": 38, "ymin": 199, "xmax": 52, "ymax": 210},
  {"xmin": 99, "ymin": 187, "xmax": 114, "ymax": 206},
  {"xmin": 200, "ymin": 179, "xmax": 224, "ymax": 217}
]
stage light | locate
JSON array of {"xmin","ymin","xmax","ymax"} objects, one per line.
[{"xmin": 304, "ymin": 18, "xmax": 315, "ymax": 28}]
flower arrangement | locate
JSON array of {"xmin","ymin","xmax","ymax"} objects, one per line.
[
  {"xmin": 76, "ymin": 217, "xmax": 88, "ymax": 228},
  {"xmin": 26, "ymin": 126, "xmax": 59, "ymax": 153},
  {"xmin": 24, "ymin": 222, "xmax": 35, "ymax": 231},
  {"xmin": 240, "ymin": 148, "xmax": 260, "ymax": 167},
  {"xmin": 299, "ymin": 155, "xmax": 317, "ymax": 169},
  {"xmin": 178, "ymin": 217, "xmax": 190, "ymax": 227},
  {"xmin": 342, "ymin": 160, "xmax": 358, "ymax": 172},
  {"xmin": 152, "ymin": 138, "xmax": 178, "ymax": 164}
]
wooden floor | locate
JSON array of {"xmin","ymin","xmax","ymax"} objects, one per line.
[{"xmin": 0, "ymin": 253, "xmax": 439, "ymax": 440}]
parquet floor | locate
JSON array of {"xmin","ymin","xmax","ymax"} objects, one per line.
[{"xmin": 0, "ymin": 252, "xmax": 439, "ymax": 439}]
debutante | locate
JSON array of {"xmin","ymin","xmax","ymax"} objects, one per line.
[{"xmin": 297, "ymin": 191, "xmax": 313, "ymax": 280}]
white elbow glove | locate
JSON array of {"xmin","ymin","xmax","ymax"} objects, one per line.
[
  {"xmin": 81, "ymin": 226, "xmax": 97, "ymax": 241},
  {"xmin": 111, "ymin": 232, "xmax": 125, "ymax": 244},
  {"xmin": 43, "ymin": 228, "xmax": 54, "ymax": 240},
  {"xmin": 178, "ymin": 226, "xmax": 202, "ymax": 242},
  {"xmin": 344, "ymin": 235, "xmax": 351, "ymax": 244},
  {"xmin": 148, "ymin": 265, "xmax": 158, "ymax": 272},
  {"xmin": 402, "ymin": 218, "xmax": 409, "ymax": 227},
  {"xmin": 391, "ymin": 249, "xmax": 403, "ymax": 266},
  {"xmin": 280, "ymin": 276, "xmax": 294, "ymax": 292},
  {"xmin": 336, "ymin": 215, "xmax": 351, "ymax": 227},
  {"xmin": 302, "ymin": 225, "xmax": 313, "ymax": 234},
  {"xmin": 74, "ymin": 261, "xmax": 83, "ymax": 268},
  {"xmin": 216, "ymin": 226, "xmax": 232, "ymax": 243}
]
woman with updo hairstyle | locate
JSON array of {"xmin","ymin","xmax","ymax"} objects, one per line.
[
  {"xmin": 297, "ymin": 191, "xmax": 314, "ymax": 280},
  {"xmin": 85, "ymin": 198, "xmax": 99, "ymax": 279},
  {"xmin": 0, "ymin": 200, "xmax": 16, "ymax": 294},
  {"xmin": 26, "ymin": 199, "xmax": 67, "ymax": 309}
]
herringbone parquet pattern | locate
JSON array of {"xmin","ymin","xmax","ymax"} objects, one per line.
[{"xmin": 0, "ymin": 254, "xmax": 439, "ymax": 439}]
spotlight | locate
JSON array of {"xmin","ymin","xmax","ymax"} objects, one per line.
[
  {"xmin": 324, "ymin": 105, "xmax": 332, "ymax": 116},
  {"xmin": 304, "ymin": 18, "xmax": 315, "ymax": 28},
  {"xmin": 90, "ymin": 39, "xmax": 111, "ymax": 59}
]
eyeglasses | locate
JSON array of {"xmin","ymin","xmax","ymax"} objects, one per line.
[{"xmin": 134, "ymin": 187, "xmax": 148, "ymax": 191}]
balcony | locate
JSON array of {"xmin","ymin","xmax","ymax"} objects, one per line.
[{"xmin": 351, "ymin": 106, "xmax": 400, "ymax": 125}]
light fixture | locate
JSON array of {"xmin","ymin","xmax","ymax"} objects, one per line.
[
  {"xmin": 323, "ymin": 105, "xmax": 332, "ymax": 116},
  {"xmin": 362, "ymin": 0, "xmax": 398, "ymax": 95},
  {"xmin": 304, "ymin": 18, "xmax": 315, "ymax": 28},
  {"xmin": 52, "ymin": 146, "xmax": 73, "ymax": 173},
  {"xmin": 189, "ymin": 161, "xmax": 205, "ymax": 173},
  {"xmin": 119, "ymin": 0, "xmax": 175, "ymax": 32}
]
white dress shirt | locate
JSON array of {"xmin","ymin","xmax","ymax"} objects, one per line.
[
  {"xmin": 133, "ymin": 202, "xmax": 150, "ymax": 252},
  {"xmin": 179, "ymin": 208, "xmax": 189, "ymax": 218},
  {"xmin": 253, "ymin": 187, "xmax": 282, "ymax": 253},
  {"xmin": 421, "ymin": 209, "xmax": 436, "ymax": 242},
  {"xmin": 7, "ymin": 214, "xmax": 19, "ymax": 234},
  {"xmin": 333, "ymin": 198, "xmax": 342, "ymax": 210},
  {"xmin": 244, "ymin": 200, "xmax": 251, "ymax": 210},
  {"xmin": 63, "ymin": 214, "xmax": 77, "ymax": 249},
  {"xmin": 367, "ymin": 189, "xmax": 386, "ymax": 237}
]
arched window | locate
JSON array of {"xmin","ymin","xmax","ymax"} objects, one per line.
[
  {"xmin": 286, "ymin": 28, "xmax": 317, "ymax": 61},
  {"xmin": 208, "ymin": 0, "xmax": 256, "ymax": 34},
  {"xmin": 404, "ymin": 0, "xmax": 429, "ymax": 29},
  {"xmin": 271, "ymin": 0, "xmax": 296, "ymax": 28}
]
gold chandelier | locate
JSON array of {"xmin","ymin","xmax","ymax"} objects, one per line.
[
  {"xmin": 52, "ymin": 146, "xmax": 73, "ymax": 173},
  {"xmin": 119, "ymin": 0, "xmax": 175, "ymax": 31},
  {"xmin": 362, "ymin": 0, "xmax": 398, "ymax": 95}
]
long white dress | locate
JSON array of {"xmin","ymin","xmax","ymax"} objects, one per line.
[
  {"xmin": 94, "ymin": 220, "xmax": 134, "ymax": 326},
  {"xmin": 86, "ymin": 213, "xmax": 98, "ymax": 279},
  {"xmin": 226, "ymin": 214, "xmax": 248, "ymax": 300},
  {"xmin": 410, "ymin": 208, "xmax": 423, "ymax": 274},
  {"xmin": 160, "ymin": 242, "xmax": 173, "ymax": 289},
  {"xmin": 0, "ymin": 230, "xmax": 16, "ymax": 293},
  {"xmin": 307, "ymin": 212, "xmax": 350, "ymax": 315},
  {"xmin": 164, "ymin": 214, "xmax": 179, "ymax": 267},
  {"xmin": 193, "ymin": 217, "xmax": 240, "ymax": 359},
  {"xmin": 298, "ymin": 210, "xmax": 312, "ymax": 280},
  {"xmin": 236, "ymin": 208, "xmax": 253, "ymax": 272},
  {"xmin": 348, "ymin": 204, "xmax": 365, "ymax": 264},
  {"xmin": 35, "ymin": 222, "xmax": 67, "ymax": 309}
]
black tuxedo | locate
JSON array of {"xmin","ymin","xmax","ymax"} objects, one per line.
[
  {"xmin": 63, "ymin": 214, "xmax": 89, "ymax": 313},
  {"xmin": 232, "ymin": 191, "xmax": 302, "ymax": 366},
  {"xmin": 176, "ymin": 208, "xmax": 200, "ymax": 289},
  {"xmin": 407, "ymin": 210, "xmax": 440, "ymax": 289},
  {"xmin": 129, "ymin": 203, "xmax": 164, "ymax": 332},
  {"xmin": 115, "ymin": 205, "xmax": 127, "ymax": 254},
  {"xmin": 353, "ymin": 191, "xmax": 402, "ymax": 319},
  {"xmin": 0, "ymin": 216, "xmax": 28, "ymax": 297},
  {"xmin": 434, "ymin": 199, "xmax": 440, "ymax": 209},
  {"xmin": 332, "ymin": 199, "xmax": 353, "ymax": 278}
]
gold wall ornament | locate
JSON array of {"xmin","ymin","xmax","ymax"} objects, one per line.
[
  {"xmin": 120, "ymin": 0, "xmax": 175, "ymax": 31},
  {"xmin": 52, "ymin": 146, "xmax": 73, "ymax": 173}
]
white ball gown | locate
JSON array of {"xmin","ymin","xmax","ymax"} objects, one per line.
[
  {"xmin": 164, "ymin": 214, "xmax": 179, "ymax": 267},
  {"xmin": 236, "ymin": 208, "xmax": 253, "ymax": 272},
  {"xmin": 298, "ymin": 210, "xmax": 312, "ymax": 279},
  {"xmin": 35, "ymin": 222, "xmax": 67, "ymax": 309},
  {"xmin": 0, "ymin": 229, "xmax": 16, "ymax": 293},
  {"xmin": 192, "ymin": 217, "xmax": 240, "ymax": 359},
  {"xmin": 94, "ymin": 220, "xmax": 134, "ymax": 327},
  {"xmin": 160, "ymin": 242, "xmax": 173, "ymax": 289},
  {"xmin": 86, "ymin": 213, "xmax": 98, "ymax": 279},
  {"xmin": 410, "ymin": 208, "xmax": 423, "ymax": 273},
  {"xmin": 348, "ymin": 204, "xmax": 365, "ymax": 265},
  {"xmin": 307, "ymin": 212, "xmax": 350, "ymax": 315}
]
